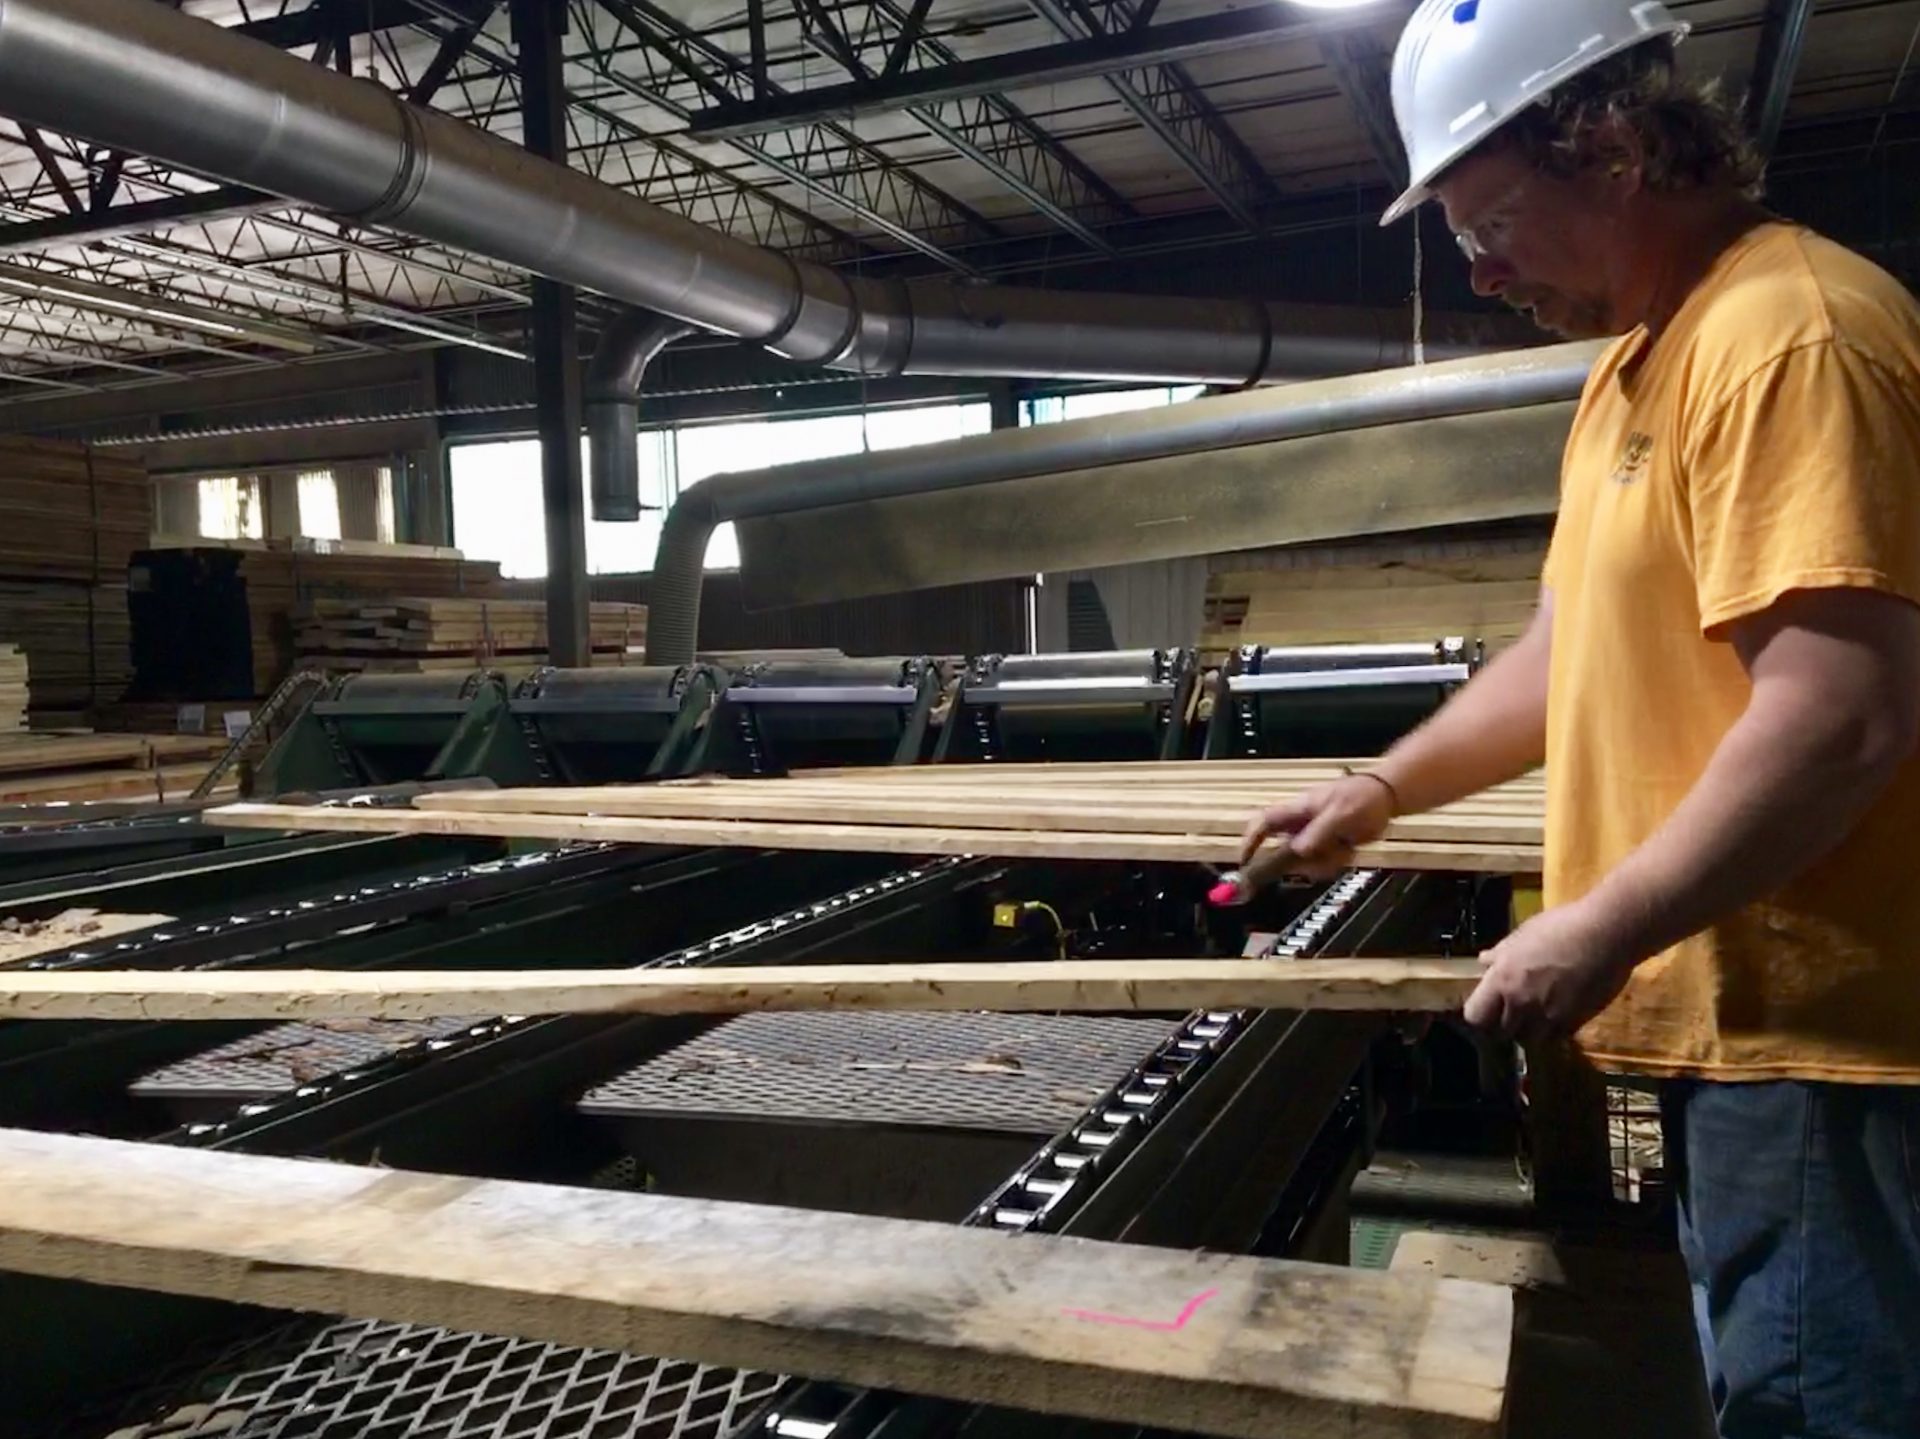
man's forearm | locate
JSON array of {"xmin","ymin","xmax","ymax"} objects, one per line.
[
  {"xmin": 1372, "ymin": 623, "xmax": 1549, "ymax": 815},
  {"xmin": 1578, "ymin": 687, "xmax": 1909, "ymax": 962}
]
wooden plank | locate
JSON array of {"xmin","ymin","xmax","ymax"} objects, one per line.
[
  {"xmin": 0, "ymin": 1128, "xmax": 1513, "ymax": 1438},
  {"xmin": 0, "ymin": 956, "xmax": 1486, "ymax": 1022},
  {"xmin": 202, "ymin": 802, "xmax": 1542, "ymax": 874},
  {"xmin": 420, "ymin": 786, "xmax": 1544, "ymax": 847},
  {"xmin": 0, "ymin": 733, "xmax": 148, "ymax": 773}
]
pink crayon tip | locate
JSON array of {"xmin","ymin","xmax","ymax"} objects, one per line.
[{"xmin": 1207, "ymin": 879, "xmax": 1243, "ymax": 908}]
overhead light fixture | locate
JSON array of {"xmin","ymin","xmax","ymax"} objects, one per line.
[
  {"xmin": 1290, "ymin": 0, "xmax": 1387, "ymax": 8},
  {"xmin": 0, "ymin": 259, "xmax": 326, "ymax": 355}
]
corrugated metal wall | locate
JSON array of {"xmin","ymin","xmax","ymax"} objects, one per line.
[
  {"xmin": 504, "ymin": 572, "xmax": 1030, "ymax": 659},
  {"xmin": 1036, "ymin": 557, "xmax": 1212, "ymax": 653}
]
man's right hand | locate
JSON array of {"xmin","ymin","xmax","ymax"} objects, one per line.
[{"xmin": 1241, "ymin": 774, "xmax": 1397, "ymax": 882}]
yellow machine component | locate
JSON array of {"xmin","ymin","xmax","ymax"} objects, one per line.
[{"xmin": 993, "ymin": 900, "xmax": 1068, "ymax": 960}]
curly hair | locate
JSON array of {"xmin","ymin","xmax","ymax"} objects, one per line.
[{"xmin": 1472, "ymin": 41, "xmax": 1764, "ymax": 196}]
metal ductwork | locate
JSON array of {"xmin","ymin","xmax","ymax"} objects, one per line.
[
  {"xmin": 0, "ymin": 0, "xmax": 1532, "ymax": 391},
  {"xmin": 585, "ymin": 310, "xmax": 693, "ymax": 522},
  {"xmin": 644, "ymin": 341, "xmax": 1605, "ymax": 663}
]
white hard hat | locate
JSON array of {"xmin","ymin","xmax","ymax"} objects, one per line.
[{"xmin": 1380, "ymin": 0, "xmax": 1690, "ymax": 226}]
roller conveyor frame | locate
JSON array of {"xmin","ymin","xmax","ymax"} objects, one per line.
[
  {"xmin": 934, "ymin": 649, "xmax": 1200, "ymax": 764},
  {"xmin": 1203, "ymin": 639, "xmax": 1480, "ymax": 760}
]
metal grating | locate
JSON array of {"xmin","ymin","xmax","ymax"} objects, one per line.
[
  {"xmin": 132, "ymin": 1017, "xmax": 486, "ymax": 1101},
  {"xmin": 579, "ymin": 1010, "xmax": 1179, "ymax": 1135},
  {"xmin": 87, "ymin": 1317, "xmax": 779, "ymax": 1439}
]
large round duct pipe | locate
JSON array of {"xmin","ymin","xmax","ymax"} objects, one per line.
[
  {"xmin": 643, "ymin": 341, "xmax": 1604, "ymax": 664},
  {"xmin": 0, "ymin": 0, "xmax": 1534, "ymax": 385},
  {"xmin": 585, "ymin": 310, "xmax": 694, "ymax": 522}
]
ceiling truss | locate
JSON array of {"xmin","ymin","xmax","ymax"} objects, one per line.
[{"xmin": 0, "ymin": 0, "xmax": 1910, "ymax": 402}]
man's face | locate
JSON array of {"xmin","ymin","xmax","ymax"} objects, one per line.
[{"xmin": 1433, "ymin": 145, "xmax": 1618, "ymax": 340}]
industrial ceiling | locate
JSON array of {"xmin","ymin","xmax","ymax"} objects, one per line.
[{"xmin": 0, "ymin": 0, "xmax": 1912, "ymax": 407}]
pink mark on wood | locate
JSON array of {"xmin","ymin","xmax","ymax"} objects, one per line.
[{"xmin": 1061, "ymin": 1286, "xmax": 1220, "ymax": 1331}]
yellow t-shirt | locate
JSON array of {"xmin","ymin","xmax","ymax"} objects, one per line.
[{"xmin": 1546, "ymin": 220, "xmax": 1920, "ymax": 1082}]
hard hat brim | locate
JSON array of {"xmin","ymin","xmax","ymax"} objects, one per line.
[{"xmin": 1379, "ymin": 182, "xmax": 1429, "ymax": 228}]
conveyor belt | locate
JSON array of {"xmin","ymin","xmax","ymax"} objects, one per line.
[
  {"xmin": 131, "ymin": 1016, "xmax": 485, "ymax": 1120},
  {"xmin": 580, "ymin": 1010, "xmax": 1180, "ymax": 1135}
]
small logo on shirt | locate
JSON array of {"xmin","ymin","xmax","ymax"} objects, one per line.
[{"xmin": 1611, "ymin": 432, "xmax": 1654, "ymax": 485}]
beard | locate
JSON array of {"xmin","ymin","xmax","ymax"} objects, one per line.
[{"xmin": 1505, "ymin": 284, "xmax": 1611, "ymax": 340}]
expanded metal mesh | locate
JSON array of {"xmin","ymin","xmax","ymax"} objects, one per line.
[
  {"xmin": 133, "ymin": 1018, "xmax": 485, "ymax": 1101},
  {"xmin": 578, "ymin": 1010, "xmax": 1180, "ymax": 1134},
  {"xmin": 89, "ymin": 1317, "xmax": 778, "ymax": 1439}
]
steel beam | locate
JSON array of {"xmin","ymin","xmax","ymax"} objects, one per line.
[
  {"xmin": 803, "ymin": 0, "xmax": 1136, "ymax": 254},
  {"xmin": 17, "ymin": 125, "xmax": 83, "ymax": 214},
  {"xmin": 1027, "ymin": 0, "xmax": 1277, "ymax": 234},
  {"xmin": 511, "ymin": 0, "xmax": 590, "ymax": 668},
  {"xmin": 586, "ymin": 0, "xmax": 1003, "ymax": 273},
  {"xmin": 1319, "ymin": 30, "xmax": 1407, "ymax": 189},
  {"xmin": 0, "ymin": 186, "xmax": 276, "ymax": 254},
  {"xmin": 690, "ymin": 3, "xmax": 1363, "ymax": 136},
  {"xmin": 1747, "ymin": 0, "xmax": 1815, "ymax": 161},
  {"xmin": 229, "ymin": 0, "xmax": 459, "ymax": 49}
]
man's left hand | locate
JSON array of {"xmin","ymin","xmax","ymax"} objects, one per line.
[{"xmin": 1464, "ymin": 900, "xmax": 1641, "ymax": 1044}]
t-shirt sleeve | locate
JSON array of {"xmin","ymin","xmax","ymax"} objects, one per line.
[{"xmin": 1686, "ymin": 339, "xmax": 1920, "ymax": 635}]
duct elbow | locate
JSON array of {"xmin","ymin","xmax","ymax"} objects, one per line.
[{"xmin": 585, "ymin": 310, "xmax": 694, "ymax": 524}]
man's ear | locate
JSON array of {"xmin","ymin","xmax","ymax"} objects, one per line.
[{"xmin": 1588, "ymin": 113, "xmax": 1648, "ymax": 192}]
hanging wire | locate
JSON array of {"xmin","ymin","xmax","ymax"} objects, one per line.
[{"xmin": 1411, "ymin": 213, "xmax": 1426, "ymax": 366}]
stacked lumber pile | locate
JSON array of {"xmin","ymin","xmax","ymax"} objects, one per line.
[
  {"xmin": 0, "ymin": 731, "xmax": 233, "ymax": 805},
  {"xmin": 129, "ymin": 545, "xmax": 505, "ymax": 699},
  {"xmin": 0, "ymin": 582, "xmax": 132, "ymax": 721},
  {"xmin": 0, "ymin": 646, "xmax": 24, "ymax": 732},
  {"xmin": 208, "ymin": 759, "xmax": 1545, "ymax": 874},
  {"xmin": 0, "ymin": 439, "xmax": 150, "ymax": 725},
  {"xmin": 0, "ymin": 437, "xmax": 150, "ymax": 583},
  {"xmin": 293, "ymin": 597, "xmax": 647, "ymax": 674},
  {"xmin": 93, "ymin": 700, "xmax": 254, "ymax": 736},
  {"xmin": 1201, "ymin": 535, "xmax": 1548, "ymax": 657}
]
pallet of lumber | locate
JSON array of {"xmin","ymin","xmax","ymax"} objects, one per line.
[
  {"xmin": 0, "ymin": 582, "xmax": 131, "ymax": 719},
  {"xmin": 0, "ymin": 437, "xmax": 151, "ymax": 584},
  {"xmin": 128, "ymin": 547, "xmax": 506, "ymax": 700},
  {"xmin": 0, "ymin": 957, "xmax": 1486, "ymax": 1022},
  {"xmin": 293, "ymin": 597, "xmax": 646, "ymax": 668},
  {"xmin": 1201, "ymin": 535, "xmax": 1548, "ymax": 657},
  {"xmin": 0, "ymin": 731, "xmax": 229, "ymax": 804},
  {"xmin": 205, "ymin": 761, "xmax": 1545, "ymax": 873},
  {"xmin": 0, "ymin": 644, "xmax": 24, "ymax": 732},
  {"xmin": 0, "ymin": 1129, "xmax": 1513, "ymax": 1438}
]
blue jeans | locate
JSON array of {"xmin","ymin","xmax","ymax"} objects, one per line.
[{"xmin": 1662, "ymin": 1080, "xmax": 1920, "ymax": 1438}]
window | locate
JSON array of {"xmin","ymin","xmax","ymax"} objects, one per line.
[
  {"xmin": 297, "ymin": 470, "xmax": 342, "ymax": 540},
  {"xmin": 196, "ymin": 475, "xmax": 264, "ymax": 540},
  {"xmin": 450, "ymin": 400, "xmax": 992, "ymax": 579},
  {"xmin": 1021, "ymin": 385, "xmax": 1208, "ymax": 427}
]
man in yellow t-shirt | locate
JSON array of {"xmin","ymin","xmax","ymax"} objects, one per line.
[{"xmin": 1244, "ymin": 3, "xmax": 1920, "ymax": 1434}]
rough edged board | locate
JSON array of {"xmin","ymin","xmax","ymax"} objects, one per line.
[
  {"xmin": 418, "ymin": 787, "xmax": 1543, "ymax": 846},
  {"xmin": 0, "ymin": 1129, "xmax": 1512, "ymax": 1438},
  {"xmin": 202, "ymin": 803, "xmax": 1541, "ymax": 875},
  {"xmin": 0, "ymin": 958, "xmax": 1485, "ymax": 1022}
]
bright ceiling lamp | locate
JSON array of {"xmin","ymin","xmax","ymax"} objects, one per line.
[{"xmin": 1288, "ymin": 0, "xmax": 1387, "ymax": 8}]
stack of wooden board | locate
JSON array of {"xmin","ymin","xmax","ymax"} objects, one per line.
[
  {"xmin": 0, "ymin": 731, "xmax": 233, "ymax": 805},
  {"xmin": 0, "ymin": 1129, "xmax": 1513, "ymax": 1439},
  {"xmin": 207, "ymin": 759, "xmax": 1545, "ymax": 873},
  {"xmin": 0, "ymin": 438, "xmax": 149, "ymax": 726},
  {"xmin": 0, "ymin": 437, "xmax": 151, "ymax": 584},
  {"xmin": 129, "ymin": 545, "xmax": 506, "ymax": 699},
  {"xmin": 0, "ymin": 582, "xmax": 132, "ymax": 722},
  {"xmin": 0, "ymin": 646, "xmax": 24, "ymax": 732},
  {"xmin": 293, "ymin": 597, "xmax": 647, "ymax": 674},
  {"xmin": 1200, "ymin": 535, "xmax": 1548, "ymax": 657}
]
